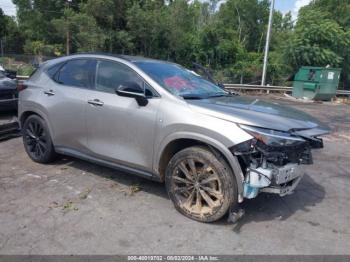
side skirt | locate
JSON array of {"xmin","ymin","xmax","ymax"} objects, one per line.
[{"xmin": 55, "ymin": 146, "xmax": 162, "ymax": 182}]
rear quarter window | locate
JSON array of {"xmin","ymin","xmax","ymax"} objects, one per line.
[
  {"xmin": 46, "ymin": 62, "xmax": 64, "ymax": 79},
  {"xmin": 28, "ymin": 67, "xmax": 42, "ymax": 82},
  {"xmin": 54, "ymin": 59, "xmax": 95, "ymax": 88}
]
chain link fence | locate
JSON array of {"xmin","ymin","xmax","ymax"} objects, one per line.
[{"xmin": 0, "ymin": 54, "xmax": 57, "ymax": 76}]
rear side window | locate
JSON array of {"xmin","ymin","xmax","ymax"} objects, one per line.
[{"xmin": 55, "ymin": 59, "xmax": 95, "ymax": 88}]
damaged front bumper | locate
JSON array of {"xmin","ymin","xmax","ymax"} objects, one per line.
[
  {"xmin": 231, "ymin": 128, "xmax": 326, "ymax": 200},
  {"xmin": 243, "ymin": 163, "xmax": 304, "ymax": 199}
]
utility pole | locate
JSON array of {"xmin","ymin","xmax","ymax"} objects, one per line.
[
  {"xmin": 0, "ymin": 38, "xmax": 3, "ymax": 57},
  {"xmin": 261, "ymin": 0, "xmax": 275, "ymax": 86},
  {"xmin": 66, "ymin": 0, "xmax": 72, "ymax": 55}
]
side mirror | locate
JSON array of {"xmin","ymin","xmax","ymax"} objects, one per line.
[{"xmin": 115, "ymin": 81, "xmax": 148, "ymax": 106}]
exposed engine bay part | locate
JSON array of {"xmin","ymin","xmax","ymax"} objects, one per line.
[
  {"xmin": 243, "ymin": 166, "xmax": 272, "ymax": 199},
  {"xmin": 260, "ymin": 176, "xmax": 302, "ymax": 196},
  {"xmin": 243, "ymin": 163, "xmax": 304, "ymax": 199}
]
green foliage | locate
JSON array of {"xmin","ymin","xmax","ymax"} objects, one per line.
[
  {"xmin": 305, "ymin": 0, "xmax": 350, "ymax": 29},
  {"xmin": 17, "ymin": 64, "xmax": 35, "ymax": 76},
  {"xmin": 0, "ymin": 8, "xmax": 8, "ymax": 38},
  {"xmin": 1, "ymin": 0, "xmax": 349, "ymax": 88},
  {"xmin": 1, "ymin": 56, "xmax": 35, "ymax": 76},
  {"xmin": 126, "ymin": 2, "xmax": 166, "ymax": 57},
  {"xmin": 217, "ymin": 0, "xmax": 269, "ymax": 51},
  {"xmin": 51, "ymin": 8, "xmax": 105, "ymax": 53},
  {"xmin": 2, "ymin": 15, "xmax": 25, "ymax": 54},
  {"xmin": 285, "ymin": 8, "xmax": 350, "ymax": 72}
]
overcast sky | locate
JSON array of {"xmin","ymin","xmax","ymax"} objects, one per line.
[
  {"xmin": 1, "ymin": 0, "xmax": 312, "ymax": 20},
  {"xmin": 275, "ymin": 0, "xmax": 312, "ymax": 19}
]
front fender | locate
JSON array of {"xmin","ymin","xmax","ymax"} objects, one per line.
[{"xmin": 155, "ymin": 131, "xmax": 245, "ymax": 201}]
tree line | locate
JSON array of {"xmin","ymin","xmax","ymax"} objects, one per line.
[{"xmin": 0, "ymin": 0, "xmax": 349, "ymax": 87}]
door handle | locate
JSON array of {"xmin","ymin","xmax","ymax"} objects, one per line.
[
  {"xmin": 88, "ymin": 99, "xmax": 104, "ymax": 106},
  {"xmin": 44, "ymin": 90, "xmax": 55, "ymax": 96}
]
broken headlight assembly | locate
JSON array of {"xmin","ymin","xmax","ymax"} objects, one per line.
[
  {"xmin": 239, "ymin": 124, "xmax": 306, "ymax": 147},
  {"xmin": 234, "ymin": 124, "xmax": 313, "ymax": 166}
]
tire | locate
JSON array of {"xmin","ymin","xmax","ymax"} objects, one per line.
[
  {"xmin": 165, "ymin": 146, "xmax": 238, "ymax": 223},
  {"xmin": 22, "ymin": 114, "xmax": 57, "ymax": 163}
]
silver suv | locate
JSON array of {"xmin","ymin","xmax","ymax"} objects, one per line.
[{"xmin": 19, "ymin": 54, "xmax": 329, "ymax": 222}]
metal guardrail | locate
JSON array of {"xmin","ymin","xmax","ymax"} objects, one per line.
[
  {"xmin": 16, "ymin": 75, "xmax": 30, "ymax": 80},
  {"xmin": 224, "ymin": 84, "xmax": 292, "ymax": 92},
  {"xmin": 224, "ymin": 84, "xmax": 350, "ymax": 96},
  {"xmin": 336, "ymin": 90, "xmax": 350, "ymax": 95}
]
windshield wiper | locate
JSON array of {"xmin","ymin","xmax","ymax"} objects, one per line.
[
  {"xmin": 206, "ymin": 93, "xmax": 229, "ymax": 98},
  {"xmin": 206, "ymin": 92, "xmax": 239, "ymax": 98},
  {"xmin": 181, "ymin": 92, "xmax": 238, "ymax": 100},
  {"xmin": 207, "ymin": 94, "xmax": 227, "ymax": 98},
  {"xmin": 181, "ymin": 94, "xmax": 204, "ymax": 100}
]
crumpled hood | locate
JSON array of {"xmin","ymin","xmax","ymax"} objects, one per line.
[{"xmin": 188, "ymin": 96, "xmax": 330, "ymax": 135}]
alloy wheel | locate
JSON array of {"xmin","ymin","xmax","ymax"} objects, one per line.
[
  {"xmin": 171, "ymin": 158, "xmax": 224, "ymax": 217},
  {"xmin": 24, "ymin": 119, "xmax": 48, "ymax": 159}
]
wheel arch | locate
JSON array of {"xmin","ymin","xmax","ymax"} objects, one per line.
[
  {"xmin": 20, "ymin": 111, "xmax": 39, "ymax": 127},
  {"xmin": 19, "ymin": 110, "xmax": 54, "ymax": 142},
  {"xmin": 155, "ymin": 133, "xmax": 245, "ymax": 200}
]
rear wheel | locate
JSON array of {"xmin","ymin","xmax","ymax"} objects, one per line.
[
  {"xmin": 165, "ymin": 146, "xmax": 238, "ymax": 222},
  {"xmin": 23, "ymin": 115, "xmax": 56, "ymax": 163}
]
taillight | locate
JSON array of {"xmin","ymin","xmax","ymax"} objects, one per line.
[{"xmin": 17, "ymin": 81, "xmax": 28, "ymax": 92}]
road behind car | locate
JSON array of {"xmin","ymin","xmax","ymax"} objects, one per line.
[{"xmin": 0, "ymin": 97, "xmax": 349, "ymax": 255}]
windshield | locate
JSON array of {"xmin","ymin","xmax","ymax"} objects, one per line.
[{"xmin": 135, "ymin": 61, "xmax": 227, "ymax": 99}]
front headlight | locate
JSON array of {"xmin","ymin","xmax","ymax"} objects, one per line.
[{"xmin": 239, "ymin": 124, "xmax": 306, "ymax": 147}]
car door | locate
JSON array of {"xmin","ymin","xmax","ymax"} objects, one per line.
[
  {"xmin": 45, "ymin": 59, "xmax": 95, "ymax": 151},
  {"xmin": 86, "ymin": 59, "xmax": 161, "ymax": 172}
]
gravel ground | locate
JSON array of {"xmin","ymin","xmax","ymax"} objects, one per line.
[{"xmin": 0, "ymin": 96, "xmax": 350, "ymax": 255}]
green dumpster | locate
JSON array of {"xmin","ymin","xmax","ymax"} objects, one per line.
[{"xmin": 292, "ymin": 66, "xmax": 341, "ymax": 101}]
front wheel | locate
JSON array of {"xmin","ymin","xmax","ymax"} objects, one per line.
[
  {"xmin": 165, "ymin": 146, "xmax": 238, "ymax": 222},
  {"xmin": 22, "ymin": 115, "xmax": 57, "ymax": 163}
]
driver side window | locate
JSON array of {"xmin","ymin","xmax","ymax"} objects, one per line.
[{"xmin": 95, "ymin": 60, "xmax": 144, "ymax": 94}]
